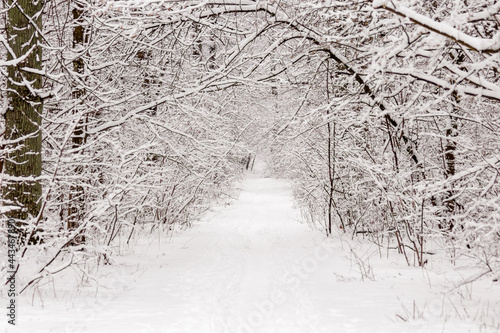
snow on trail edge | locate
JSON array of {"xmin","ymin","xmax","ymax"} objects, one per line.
[{"xmin": 7, "ymin": 171, "xmax": 497, "ymax": 333}]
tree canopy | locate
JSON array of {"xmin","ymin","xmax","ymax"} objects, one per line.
[{"xmin": 1, "ymin": 0, "xmax": 499, "ymax": 292}]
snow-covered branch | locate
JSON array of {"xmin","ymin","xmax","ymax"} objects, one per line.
[
  {"xmin": 373, "ymin": 0, "xmax": 500, "ymax": 53},
  {"xmin": 386, "ymin": 67, "xmax": 500, "ymax": 101}
]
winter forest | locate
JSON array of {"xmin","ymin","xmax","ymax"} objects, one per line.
[{"xmin": 1, "ymin": 0, "xmax": 500, "ymax": 332}]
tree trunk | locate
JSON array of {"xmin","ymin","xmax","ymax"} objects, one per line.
[
  {"xmin": 67, "ymin": 2, "xmax": 87, "ymax": 244},
  {"xmin": 326, "ymin": 61, "xmax": 334, "ymax": 235},
  {"xmin": 3, "ymin": 0, "xmax": 43, "ymax": 243},
  {"xmin": 441, "ymin": 51, "xmax": 464, "ymax": 232},
  {"xmin": 442, "ymin": 91, "xmax": 459, "ymax": 231}
]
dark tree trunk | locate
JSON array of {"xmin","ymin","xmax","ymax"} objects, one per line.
[
  {"xmin": 3, "ymin": 0, "xmax": 43, "ymax": 243},
  {"xmin": 326, "ymin": 63, "xmax": 334, "ymax": 235},
  {"xmin": 441, "ymin": 51, "xmax": 465, "ymax": 232},
  {"xmin": 67, "ymin": 2, "xmax": 87, "ymax": 244},
  {"xmin": 442, "ymin": 91, "xmax": 459, "ymax": 231}
]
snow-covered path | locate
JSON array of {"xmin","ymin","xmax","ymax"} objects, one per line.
[
  {"xmin": 12, "ymin": 171, "xmax": 491, "ymax": 333},
  {"xmin": 76, "ymin": 174, "xmax": 334, "ymax": 333}
]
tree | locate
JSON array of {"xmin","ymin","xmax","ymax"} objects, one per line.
[
  {"xmin": 67, "ymin": 0, "xmax": 88, "ymax": 244},
  {"xmin": 3, "ymin": 0, "xmax": 43, "ymax": 243}
]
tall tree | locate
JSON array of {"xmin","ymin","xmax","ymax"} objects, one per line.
[
  {"xmin": 67, "ymin": 0, "xmax": 88, "ymax": 244},
  {"xmin": 3, "ymin": 0, "xmax": 43, "ymax": 243}
]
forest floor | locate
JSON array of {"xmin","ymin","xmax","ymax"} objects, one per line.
[{"xmin": 4, "ymin": 164, "xmax": 500, "ymax": 333}]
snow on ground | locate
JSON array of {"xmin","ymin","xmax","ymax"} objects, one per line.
[{"xmin": 3, "ymin": 163, "xmax": 500, "ymax": 333}]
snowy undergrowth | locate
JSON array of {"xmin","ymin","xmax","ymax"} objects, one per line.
[
  {"xmin": 335, "ymin": 234, "xmax": 500, "ymax": 332},
  {"xmin": 3, "ymin": 173, "xmax": 500, "ymax": 333}
]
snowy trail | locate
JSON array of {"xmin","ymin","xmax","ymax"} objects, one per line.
[
  {"xmin": 12, "ymin": 170, "xmax": 487, "ymax": 333},
  {"xmin": 77, "ymin": 173, "xmax": 329, "ymax": 333}
]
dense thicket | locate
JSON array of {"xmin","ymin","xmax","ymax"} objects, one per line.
[{"xmin": 1, "ymin": 0, "xmax": 499, "ymax": 292}]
